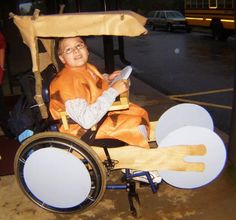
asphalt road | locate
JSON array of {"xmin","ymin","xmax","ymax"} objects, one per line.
[{"xmin": 86, "ymin": 29, "xmax": 235, "ymax": 135}]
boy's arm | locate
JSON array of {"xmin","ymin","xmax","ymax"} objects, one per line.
[{"xmin": 65, "ymin": 88, "xmax": 118, "ymax": 129}]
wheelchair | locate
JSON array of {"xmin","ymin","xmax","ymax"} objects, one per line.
[
  {"xmin": 10, "ymin": 10, "xmax": 227, "ymax": 218},
  {"xmin": 13, "ymin": 74, "xmax": 227, "ymax": 217},
  {"xmin": 15, "ymin": 132, "xmax": 160, "ymax": 216},
  {"xmin": 14, "ymin": 76, "xmax": 161, "ymax": 216},
  {"xmin": 14, "ymin": 103, "xmax": 227, "ymax": 217},
  {"xmin": 14, "ymin": 71, "xmax": 161, "ymax": 216}
]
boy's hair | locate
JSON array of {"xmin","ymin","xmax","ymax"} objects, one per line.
[{"xmin": 55, "ymin": 36, "xmax": 87, "ymax": 55}]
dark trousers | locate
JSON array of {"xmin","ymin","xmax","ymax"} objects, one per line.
[{"xmin": 0, "ymin": 86, "xmax": 11, "ymax": 136}]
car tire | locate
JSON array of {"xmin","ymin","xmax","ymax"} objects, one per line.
[
  {"xmin": 167, "ymin": 23, "xmax": 173, "ymax": 32},
  {"xmin": 149, "ymin": 23, "xmax": 155, "ymax": 31},
  {"xmin": 211, "ymin": 21, "xmax": 225, "ymax": 40},
  {"xmin": 186, "ymin": 26, "xmax": 192, "ymax": 33}
]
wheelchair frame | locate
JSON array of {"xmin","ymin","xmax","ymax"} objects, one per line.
[{"xmin": 15, "ymin": 130, "xmax": 159, "ymax": 217}]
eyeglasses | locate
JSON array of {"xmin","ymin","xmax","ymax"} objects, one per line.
[{"xmin": 62, "ymin": 42, "xmax": 86, "ymax": 55}]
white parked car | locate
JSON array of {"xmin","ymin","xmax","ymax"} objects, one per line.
[{"xmin": 146, "ymin": 10, "xmax": 191, "ymax": 32}]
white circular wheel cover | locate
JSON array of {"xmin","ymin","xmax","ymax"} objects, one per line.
[
  {"xmin": 158, "ymin": 126, "xmax": 226, "ymax": 189},
  {"xmin": 23, "ymin": 147, "xmax": 91, "ymax": 208},
  {"xmin": 156, "ymin": 103, "xmax": 214, "ymax": 145}
]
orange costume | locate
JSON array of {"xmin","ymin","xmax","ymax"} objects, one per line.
[{"xmin": 49, "ymin": 63, "xmax": 150, "ymax": 148}]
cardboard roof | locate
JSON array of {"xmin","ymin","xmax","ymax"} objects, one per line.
[{"xmin": 11, "ymin": 10, "xmax": 147, "ymax": 72}]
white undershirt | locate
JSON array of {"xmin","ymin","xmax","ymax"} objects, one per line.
[{"xmin": 65, "ymin": 87, "xmax": 118, "ymax": 129}]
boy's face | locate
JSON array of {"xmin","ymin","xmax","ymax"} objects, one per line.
[{"xmin": 58, "ymin": 37, "xmax": 89, "ymax": 68}]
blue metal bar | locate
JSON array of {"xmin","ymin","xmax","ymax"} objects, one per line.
[
  {"xmin": 123, "ymin": 169, "xmax": 159, "ymax": 193},
  {"xmin": 106, "ymin": 185, "xmax": 127, "ymax": 190}
]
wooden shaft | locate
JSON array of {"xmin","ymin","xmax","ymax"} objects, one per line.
[{"xmin": 92, "ymin": 144, "xmax": 206, "ymax": 172}]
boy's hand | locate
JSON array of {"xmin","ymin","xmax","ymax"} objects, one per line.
[
  {"xmin": 108, "ymin": 70, "xmax": 121, "ymax": 83},
  {"xmin": 111, "ymin": 79, "xmax": 129, "ymax": 95}
]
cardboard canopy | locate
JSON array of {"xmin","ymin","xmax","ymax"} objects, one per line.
[
  {"xmin": 10, "ymin": 10, "xmax": 147, "ymax": 119},
  {"xmin": 11, "ymin": 10, "xmax": 147, "ymax": 72}
]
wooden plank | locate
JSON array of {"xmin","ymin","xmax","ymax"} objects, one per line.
[
  {"xmin": 108, "ymin": 102, "xmax": 129, "ymax": 111},
  {"xmin": 109, "ymin": 92, "xmax": 129, "ymax": 111},
  {"xmin": 60, "ymin": 112, "xmax": 69, "ymax": 130},
  {"xmin": 149, "ymin": 121, "xmax": 157, "ymax": 142},
  {"xmin": 92, "ymin": 144, "xmax": 206, "ymax": 172}
]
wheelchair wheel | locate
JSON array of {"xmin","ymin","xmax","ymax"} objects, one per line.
[{"xmin": 14, "ymin": 132, "xmax": 106, "ymax": 214}]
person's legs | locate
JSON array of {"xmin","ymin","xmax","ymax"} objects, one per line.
[
  {"xmin": 0, "ymin": 86, "xmax": 12, "ymax": 137},
  {"xmin": 138, "ymin": 124, "xmax": 148, "ymax": 140},
  {"xmin": 136, "ymin": 124, "xmax": 162, "ymax": 183},
  {"xmin": 129, "ymin": 170, "xmax": 162, "ymax": 184}
]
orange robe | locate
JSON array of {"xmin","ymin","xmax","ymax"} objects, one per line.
[{"xmin": 49, "ymin": 63, "xmax": 150, "ymax": 148}]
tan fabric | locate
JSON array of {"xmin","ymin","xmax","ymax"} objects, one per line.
[
  {"xmin": 12, "ymin": 10, "xmax": 147, "ymax": 72},
  {"xmin": 49, "ymin": 63, "xmax": 150, "ymax": 148}
]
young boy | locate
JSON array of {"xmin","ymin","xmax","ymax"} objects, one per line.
[
  {"xmin": 49, "ymin": 36, "xmax": 151, "ymax": 148},
  {"xmin": 49, "ymin": 36, "xmax": 161, "ymax": 183}
]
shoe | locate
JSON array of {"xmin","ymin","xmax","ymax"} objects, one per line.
[
  {"xmin": 132, "ymin": 171, "xmax": 162, "ymax": 184},
  {"xmin": 122, "ymin": 169, "xmax": 162, "ymax": 184}
]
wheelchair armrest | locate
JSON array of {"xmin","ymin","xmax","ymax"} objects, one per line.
[
  {"xmin": 109, "ymin": 91, "xmax": 129, "ymax": 111},
  {"xmin": 59, "ymin": 111, "xmax": 97, "ymax": 131},
  {"xmin": 149, "ymin": 121, "xmax": 157, "ymax": 142},
  {"xmin": 59, "ymin": 91, "xmax": 129, "ymax": 131},
  {"xmin": 59, "ymin": 111, "xmax": 69, "ymax": 130}
]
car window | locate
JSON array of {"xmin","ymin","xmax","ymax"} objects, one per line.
[
  {"xmin": 160, "ymin": 12, "xmax": 165, "ymax": 18},
  {"xmin": 155, "ymin": 11, "xmax": 160, "ymax": 18},
  {"xmin": 166, "ymin": 11, "xmax": 184, "ymax": 19},
  {"xmin": 147, "ymin": 11, "xmax": 155, "ymax": 17},
  {"xmin": 18, "ymin": 0, "xmax": 47, "ymax": 15}
]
